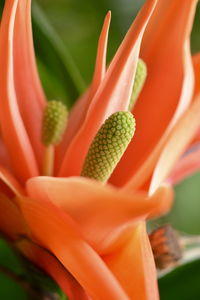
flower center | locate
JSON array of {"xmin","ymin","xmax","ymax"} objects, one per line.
[
  {"xmin": 42, "ymin": 100, "xmax": 68, "ymax": 176},
  {"xmin": 81, "ymin": 111, "xmax": 136, "ymax": 182},
  {"xmin": 42, "ymin": 100, "xmax": 68, "ymax": 146}
]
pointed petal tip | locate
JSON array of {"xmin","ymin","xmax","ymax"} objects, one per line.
[
  {"xmin": 106, "ymin": 10, "xmax": 111, "ymax": 18},
  {"xmin": 148, "ymin": 184, "xmax": 174, "ymax": 219},
  {"xmin": 102, "ymin": 10, "xmax": 111, "ymax": 30}
]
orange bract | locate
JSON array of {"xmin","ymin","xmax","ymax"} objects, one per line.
[
  {"xmin": 110, "ymin": 0, "xmax": 198, "ymax": 189},
  {"xmin": 0, "ymin": 0, "xmax": 199, "ymax": 299}
]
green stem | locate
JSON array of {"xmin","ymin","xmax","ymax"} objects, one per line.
[{"xmin": 0, "ymin": 265, "xmax": 40, "ymax": 299}]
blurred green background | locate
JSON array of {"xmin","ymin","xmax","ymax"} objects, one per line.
[
  {"xmin": 35, "ymin": 0, "xmax": 200, "ymax": 81},
  {"xmin": 0, "ymin": 0, "xmax": 200, "ymax": 299},
  {"xmin": 36, "ymin": 0, "xmax": 145, "ymax": 84}
]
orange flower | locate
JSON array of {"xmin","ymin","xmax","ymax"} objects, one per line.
[
  {"xmin": 0, "ymin": 0, "xmax": 200, "ymax": 299},
  {"xmin": 168, "ymin": 53, "xmax": 200, "ymax": 184}
]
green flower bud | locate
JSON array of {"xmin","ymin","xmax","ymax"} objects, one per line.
[
  {"xmin": 81, "ymin": 111, "xmax": 136, "ymax": 182},
  {"xmin": 129, "ymin": 58, "xmax": 147, "ymax": 110},
  {"xmin": 42, "ymin": 100, "xmax": 68, "ymax": 146}
]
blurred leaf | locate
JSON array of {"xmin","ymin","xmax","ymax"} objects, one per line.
[
  {"xmin": 191, "ymin": 1, "xmax": 200, "ymax": 53},
  {"xmin": 26, "ymin": 264, "xmax": 68, "ymax": 299},
  {"xmin": 165, "ymin": 172, "xmax": 200, "ymax": 235},
  {"xmin": 0, "ymin": 1, "xmax": 4, "ymax": 18},
  {"xmin": 0, "ymin": 239, "xmax": 29, "ymax": 299},
  {"xmin": 0, "ymin": 239, "xmax": 26, "ymax": 275},
  {"xmin": 0, "ymin": 0, "xmax": 85, "ymax": 108},
  {"xmin": 36, "ymin": 57, "xmax": 68, "ymax": 103},
  {"xmin": 0, "ymin": 273, "xmax": 28, "ymax": 300},
  {"xmin": 32, "ymin": 1, "xmax": 85, "ymax": 107},
  {"xmin": 172, "ymin": 172, "xmax": 200, "ymax": 234},
  {"xmin": 159, "ymin": 259, "xmax": 200, "ymax": 300},
  {"xmin": 36, "ymin": 0, "xmax": 125, "ymax": 84},
  {"xmin": 36, "ymin": 0, "xmax": 200, "ymax": 82},
  {"xmin": 0, "ymin": 239, "xmax": 68, "ymax": 299}
]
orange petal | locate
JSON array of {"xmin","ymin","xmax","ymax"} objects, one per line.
[
  {"xmin": 58, "ymin": 0, "xmax": 157, "ymax": 177},
  {"xmin": 149, "ymin": 95, "xmax": 200, "ymax": 194},
  {"xmin": 110, "ymin": 0, "xmax": 197, "ymax": 187},
  {"xmin": 26, "ymin": 176, "xmax": 171, "ymax": 253},
  {"xmin": 19, "ymin": 195, "xmax": 129, "ymax": 299},
  {"xmin": 17, "ymin": 239, "xmax": 90, "ymax": 300},
  {"xmin": 0, "ymin": 192, "xmax": 28, "ymax": 240},
  {"xmin": 14, "ymin": 0, "xmax": 46, "ymax": 169},
  {"xmin": 168, "ymin": 142, "xmax": 200, "ymax": 185},
  {"xmin": 0, "ymin": 165, "xmax": 25, "ymax": 197},
  {"xmin": 104, "ymin": 223, "xmax": 159, "ymax": 300},
  {"xmin": 56, "ymin": 12, "xmax": 111, "ymax": 167},
  {"xmin": 102, "ymin": 184, "xmax": 174, "ymax": 253},
  {"xmin": 191, "ymin": 125, "xmax": 200, "ymax": 144},
  {"xmin": 123, "ymin": 95, "xmax": 200, "ymax": 192},
  {"xmin": 147, "ymin": 184, "xmax": 174, "ymax": 219},
  {"xmin": 0, "ymin": 0, "xmax": 39, "ymax": 182},
  {"xmin": 0, "ymin": 135, "xmax": 12, "ymax": 170}
]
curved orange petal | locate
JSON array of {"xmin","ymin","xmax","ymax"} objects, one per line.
[
  {"xmin": 147, "ymin": 184, "xmax": 173, "ymax": 219},
  {"xmin": 148, "ymin": 95, "xmax": 200, "ymax": 194},
  {"xmin": 191, "ymin": 125, "xmax": 200, "ymax": 144},
  {"xmin": 0, "ymin": 0, "xmax": 39, "ymax": 182},
  {"xmin": 19, "ymin": 195, "xmax": 129, "ymax": 299},
  {"xmin": 124, "ymin": 95, "xmax": 200, "ymax": 193},
  {"xmin": 168, "ymin": 143, "xmax": 200, "ymax": 185},
  {"xmin": 14, "ymin": 0, "xmax": 46, "ymax": 169},
  {"xmin": 0, "ymin": 135, "xmax": 12, "ymax": 170},
  {"xmin": 110, "ymin": 0, "xmax": 197, "ymax": 187},
  {"xmin": 103, "ymin": 223, "xmax": 159, "ymax": 300},
  {"xmin": 58, "ymin": 0, "xmax": 157, "ymax": 177},
  {"xmin": 56, "ymin": 12, "xmax": 111, "ymax": 167},
  {"xmin": 122, "ymin": 49, "xmax": 200, "ymax": 190},
  {"xmin": 26, "ymin": 176, "xmax": 171, "ymax": 254},
  {"xmin": 0, "ymin": 192, "xmax": 28, "ymax": 240},
  {"xmin": 17, "ymin": 240, "xmax": 90, "ymax": 300},
  {"xmin": 100, "ymin": 184, "xmax": 173, "ymax": 255},
  {"xmin": 0, "ymin": 165, "xmax": 25, "ymax": 197}
]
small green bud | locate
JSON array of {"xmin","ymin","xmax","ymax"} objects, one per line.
[
  {"xmin": 42, "ymin": 100, "xmax": 68, "ymax": 146},
  {"xmin": 81, "ymin": 111, "xmax": 136, "ymax": 182},
  {"xmin": 129, "ymin": 58, "xmax": 147, "ymax": 110}
]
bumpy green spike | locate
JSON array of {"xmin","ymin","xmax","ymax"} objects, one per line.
[
  {"xmin": 81, "ymin": 111, "xmax": 136, "ymax": 182},
  {"xmin": 129, "ymin": 58, "xmax": 147, "ymax": 110},
  {"xmin": 42, "ymin": 100, "xmax": 68, "ymax": 146}
]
